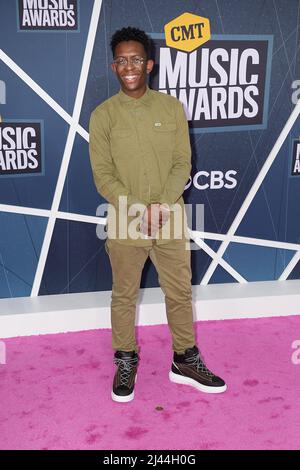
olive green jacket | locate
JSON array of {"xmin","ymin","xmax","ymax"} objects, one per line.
[{"xmin": 89, "ymin": 86, "xmax": 191, "ymax": 245}]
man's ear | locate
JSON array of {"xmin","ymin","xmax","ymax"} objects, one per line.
[
  {"xmin": 111, "ymin": 63, "xmax": 117, "ymax": 74},
  {"xmin": 146, "ymin": 59, "xmax": 154, "ymax": 74}
]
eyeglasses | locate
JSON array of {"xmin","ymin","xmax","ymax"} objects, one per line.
[{"xmin": 112, "ymin": 57, "xmax": 147, "ymax": 67}]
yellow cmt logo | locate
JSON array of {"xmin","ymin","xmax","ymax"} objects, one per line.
[{"xmin": 164, "ymin": 12, "xmax": 211, "ymax": 52}]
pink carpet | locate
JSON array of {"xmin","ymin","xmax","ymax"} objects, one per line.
[{"xmin": 0, "ymin": 315, "xmax": 300, "ymax": 450}]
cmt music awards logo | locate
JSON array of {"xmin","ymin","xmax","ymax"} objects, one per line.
[
  {"xmin": 18, "ymin": 0, "xmax": 79, "ymax": 31},
  {"xmin": 150, "ymin": 12, "xmax": 273, "ymax": 132},
  {"xmin": 0, "ymin": 122, "xmax": 43, "ymax": 177},
  {"xmin": 291, "ymin": 140, "xmax": 300, "ymax": 176}
]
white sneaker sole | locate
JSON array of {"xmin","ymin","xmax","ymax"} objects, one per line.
[
  {"xmin": 111, "ymin": 374, "xmax": 137, "ymax": 403},
  {"xmin": 111, "ymin": 390, "xmax": 134, "ymax": 403},
  {"xmin": 169, "ymin": 371, "xmax": 227, "ymax": 394}
]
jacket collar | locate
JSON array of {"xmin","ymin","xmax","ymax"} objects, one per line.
[{"xmin": 118, "ymin": 86, "xmax": 152, "ymax": 107}]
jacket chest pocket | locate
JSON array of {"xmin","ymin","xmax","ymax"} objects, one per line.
[
  {"xmin": 110, "ymin": 128, "xmax": 135, "ymax": 159},
  {"xmin": 152, "ymin": 122, "xmax": 176, "ymax": 151}
]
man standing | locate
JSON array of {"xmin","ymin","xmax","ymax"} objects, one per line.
[{"xmin": 89, "ymin": 27, "xmax": 226, "ymax": 402}]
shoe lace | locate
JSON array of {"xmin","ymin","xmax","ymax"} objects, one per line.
[
  {"xmin": 185, "ymin": 352, "xmax": 214, "ymax": 378},
  {"xmin": 114, "ymin": 357, "xmax": 138, "ymax": 386}
]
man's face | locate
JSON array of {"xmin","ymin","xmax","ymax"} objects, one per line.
[{"xmin": 111, "ymin": 40, "xmax": 154, "ymax": 97}]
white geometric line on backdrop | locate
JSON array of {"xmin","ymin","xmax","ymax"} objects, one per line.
[
  {"xmin": 0, "ymin": 204, "xmax": 244, "ymax": 283},
  {"xmin": 279, "ymin": 251, "xmax": 300, "ymax": 280},
  {"xmin": 30, "ymin": 0, "xmax": 103, "ymax": 296},
  {"xmin": 2, "ymin": 201, "xmax": 299, "ymax": 252},
  {"xmin": 0, "ymin": 199, "xmax": 300, "ymax": 251},
  {"xmin": 201, "ymin": 98, "xmax": 300, "ymax": 285},
  {"xmin": 0, "ymin": 49, "xmax": 89, "ymax": 142},
  {"xmin": 0, "ymin": 199, "xmax": 298, "ymax": 284},
  {"xmin": 189, "ymin": 231, "xmax": 246, "ymax": 283}
]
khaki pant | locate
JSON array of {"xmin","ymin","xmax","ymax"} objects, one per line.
[{"xmin": 105, "ymin": 238, "xmax": 196, "ymax": 354}]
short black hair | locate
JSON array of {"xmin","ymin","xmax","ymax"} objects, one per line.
[{"xmin": 110, "ymin": 27, "xmax": 151, "ymax": 58}]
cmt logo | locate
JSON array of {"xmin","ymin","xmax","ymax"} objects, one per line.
[
  {"xmin": 0, "ymin": 80, "xmax": 6, "ymax": 105},
  {"xmin": 164, "ymin": 12, "xmax": 211, "ymax": 52}
]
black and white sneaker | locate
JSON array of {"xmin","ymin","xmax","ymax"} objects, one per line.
[
  {"xmin": 111, "ymin": 350, "xmax": 138, "ymax": 403},
  {"xmin": 169, "ymin": 345, "xmax": 227, "ymax": 394}
]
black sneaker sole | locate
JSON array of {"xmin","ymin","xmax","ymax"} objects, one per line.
[
  {"xmin": 111, "ymin": 374, "xmax": 137, "ymax": 403},
  {"xmin": 169, "ymin": 371, "xmax": 227, "ymax": 394}
]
